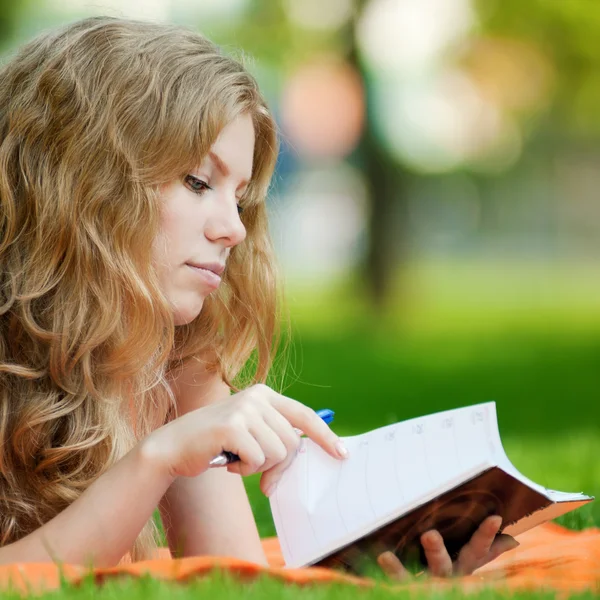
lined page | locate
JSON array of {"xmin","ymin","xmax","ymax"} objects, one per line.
[{"xmin": 270, "ymin": 402, "xmax": 500, "ymax": 567}]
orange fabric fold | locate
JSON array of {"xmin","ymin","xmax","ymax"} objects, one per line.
[{"xmin": 0, "ymin": 523, "xmax": 598, "ymax": 596}]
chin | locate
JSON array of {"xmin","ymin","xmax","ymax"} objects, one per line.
[{"xmin": 172, "ymin": 300, "xmax": 205, "ymax": 326}]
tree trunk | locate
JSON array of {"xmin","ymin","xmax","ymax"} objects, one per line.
[{"xmin": 348, "ymin": 2, "xmax": 409, "ymax": 309}]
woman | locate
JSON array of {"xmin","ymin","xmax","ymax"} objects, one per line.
[{"xmin": 0, "ymin": 16, "xmax": 516, "ymax": 577}]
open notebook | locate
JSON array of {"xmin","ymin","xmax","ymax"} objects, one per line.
[{"xmin": 269, "ymin": 402, "xmax": 593, "ymax": 572}]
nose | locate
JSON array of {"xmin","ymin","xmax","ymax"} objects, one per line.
[{"xmin": 204, "ymin": 192, "xmax": 247, "ymax": 248}]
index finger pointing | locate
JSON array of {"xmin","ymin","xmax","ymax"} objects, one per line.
[{"xmin": 270, "ymin": 393, "xmax": 348, "ymax": 460}]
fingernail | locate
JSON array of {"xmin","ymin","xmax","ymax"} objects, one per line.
[
  {"xmin": 507, "ymin": 538, "xmax": 520, "ymax": 550},
  {"xmin": 421, "ymin": 529, "xmax": 442, "ymax": 547},
  {"xmin": 264, "ymin": 482, "xmax": 277, "ymax": 497},
  {"xmin": 335, "ymin": 441, "xmax": 349, "ymax": 459},
  {"xmin": 377, "ymin": 551, "xmax": 396, "ymax": 567}
]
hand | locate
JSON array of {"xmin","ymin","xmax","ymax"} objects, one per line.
[
  {"xmin": 143, "ymin": 384, "xmax": 348, "ymax": 495},
  {"xmin": 376, "ymin": 515, "xmax": 519, "ymax": 580}
]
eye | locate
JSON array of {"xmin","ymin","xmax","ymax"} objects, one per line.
[
  {"xmin": 184, "ymin": 175, "xmax": 212, "ymax": 195},
  {"xmin": 237, "ymin": 203, "xmax": 244, "ymax": 216}
]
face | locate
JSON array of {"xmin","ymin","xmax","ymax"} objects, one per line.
[{"xmin": 153, "ymin": 113, "xmax": 254, "ymax": 326}]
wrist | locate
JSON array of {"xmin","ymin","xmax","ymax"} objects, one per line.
[{"xmin": 136, "ymin": 430, "xmax": 178, "ymax": 485}]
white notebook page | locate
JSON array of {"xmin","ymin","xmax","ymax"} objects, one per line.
[{"xmin": 270, "ymin": 402, "xmax": 501, "ymax": 568}]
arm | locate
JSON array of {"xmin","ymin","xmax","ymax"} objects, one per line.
[
  {"xmin": 159, "ymin": 359, "xmax": 267, "ymax": 564},
  {"xmin": 0, "ymin": 439, "xmax": 174, "ymax": 567}
]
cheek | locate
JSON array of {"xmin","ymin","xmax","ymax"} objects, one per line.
[
  {"xmin": 151, "ymin": 228, "xmax": 172, "ymax": 279},
  {"xmin": 156, "ymin": 206, "xmax": 191, "ymax": 265},
  {"xmin": 151, "ymin": 232, "xmax": 184, "ymax": 305}
]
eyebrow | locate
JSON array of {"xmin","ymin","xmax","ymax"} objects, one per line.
[{"xmin": 209, "ymin": 151, "xmax": 250, "ymax": 189}]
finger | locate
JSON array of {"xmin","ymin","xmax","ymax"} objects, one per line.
[
  {"xmin": 269, "ymin": 393, "xmax": 348, "ymax": 460},
  {"xmin": 479, "ymin": 534, "xmax": 520, "ymax": 567},
  {"xmin": 259, "ymin": 412, "xmax": 302, "ymax": 496},
  {"xmin": 455, "ymin": 515, "xmax": 502, "ymax": 576},
  {"xmin": 420, "ymin": 530, "xmax": 453, "ymax": 578},
  {"xmin": 247, "ymin": 419, "xmax": 288, "ymax": 476},
  {"xmin": 225, "ymin": 431, "xmax": 266, "ymax": 477},
  {"xmin": 263, "ymin": 408, "xmax": 302, "ymax": 455},
  {"xmin": 377, "ymin": 551, "xmax": 410, "ymax": 581}
]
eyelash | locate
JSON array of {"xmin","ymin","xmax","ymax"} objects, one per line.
[{"xmin": 184, "ymin": 175, "xmax": 244, "ymax": 215}]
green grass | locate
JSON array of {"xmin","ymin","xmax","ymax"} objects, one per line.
[
  {"xmin": 15, "ymin": 259, "xmax": 600, "ymax": 598},
  {"xmin": 6, "ymin": 570, "xmax": 599, "ymax": 600}
]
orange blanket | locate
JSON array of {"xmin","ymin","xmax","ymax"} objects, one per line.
[{"xmin": 0, "ymin": 523, "xmax": 598, "ymax": 596}]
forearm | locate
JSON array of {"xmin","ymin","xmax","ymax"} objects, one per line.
[
  {"xmin": 159, "ymin": 468, "xmax": 267, "ymax": 565},
  {"xmin": 163, "ymin": 359, "xmax": 266, "ymax": 564},
  {"xmin": 0, "ymin": 439, "xmax": 174, "ymax": 568}
]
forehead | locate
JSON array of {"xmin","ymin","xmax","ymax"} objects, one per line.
[{"xmin": 207, "ymin": 113, "xmax": 255, "ymax": 181}]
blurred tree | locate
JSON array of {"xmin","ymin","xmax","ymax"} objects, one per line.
[
  {"xmin": 474, "ymin": 0, "xmax": 600, "ymax": 138},
  {"xmin": 205, "ymin": 0, "xmax": 600, "ymax": 307},
  {"xmin": 0, "ymin": 0, "xmax": 28, "ymax": 52},
  {"xmin": 462, "ymin": 0, "xmax": 600, "ymax": 255},
  {"xmin": 217, "ymin": 0, "xmax": 407, "ymax": 308},
  {"xmin": 346, "ymin": 0, "xmax": 409, "ymax": 309}
]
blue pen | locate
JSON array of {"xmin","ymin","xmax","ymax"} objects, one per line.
[{"xmin": 209, "ymin": 408, "xmax": 335, "ymax": 467}]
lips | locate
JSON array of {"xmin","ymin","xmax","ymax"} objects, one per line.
[
  {"xmin": 186, "ymin": 262, "xmax": 225, "ymax": 276},
  {"xmin": 185, "ymin": 263, "xmax": 225, "ymax": 290}
]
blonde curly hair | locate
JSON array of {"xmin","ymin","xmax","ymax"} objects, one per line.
[{"xmin": 0, "ymin": 16, "xmax": 281, "ymax": 561}]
